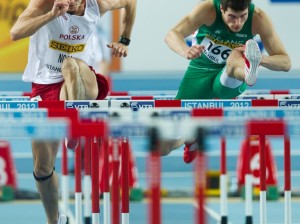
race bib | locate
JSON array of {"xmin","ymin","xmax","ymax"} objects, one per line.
[{"xmin": 201, "ymin": 37, "xmax": 232, "ymax": 64}]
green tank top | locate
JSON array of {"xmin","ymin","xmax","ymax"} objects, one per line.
[{"xmin": 190, "ymin": 0, "xmax": 255, "ymax": 69}]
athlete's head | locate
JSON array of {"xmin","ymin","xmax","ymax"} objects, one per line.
[
  {"xmin": 220, "ymin": 0, "xmax": 252, "ymax": 33},
  {"xmin": 67, "ymin": 0, "xmax": 84, "ymax": 14}
]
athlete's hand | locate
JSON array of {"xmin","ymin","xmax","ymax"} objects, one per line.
[
  {"xmin": 51, "ymin": 0, "xmax": 70, "ymax": 18},
  {"xmin": 107, "ymin": 42, "xmax": 128, "ymax": 57},
  {"xmin": 185, "ymin": 45, "xmax": 205, "ymax": 60}
]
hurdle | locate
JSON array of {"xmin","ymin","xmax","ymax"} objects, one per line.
[
  {"xmin": 200, "ymin": 107, "xmax": 300, "ymax": 224},
  {"xmin": 0, "ymin": 101, "xmax": 108, "ymax": 224},
  {"xmin": 108, "ymin": 113, "xmax": 228, "ymax": 224},
  {"xmin": 3, "ymin": 97, "xmax": 300, "ymax": 223},
  {"xmin": 137, "ymin": 104, "xmax": 300, "ymax": 224},
  {"xmin": 56, "ymin": 101, "xmax": 300, "ymax": 224}
]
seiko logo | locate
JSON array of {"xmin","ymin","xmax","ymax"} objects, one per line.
[
  {"xmin": 59, "ymin": 34, "xmax": 85, "ymax": 40},
  {"xmin": 49, "ymin": 40, "xmax": 85, "ymax": 54},
  {"xmin": 69, "ymin": 25, "xmax": 79, "ymax": 34}
]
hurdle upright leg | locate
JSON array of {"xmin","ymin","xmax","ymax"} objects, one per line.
[
  {"xmin": 284, "ymin": 136, "xmax": 291, "ymax": 224},
  {"xmin": 245, "ymin": 137, "xmax": 253, "ymax": 224},
  {"xmin": 91, "ymin": 137, "xmax": 100, "ymax": 224},
  {"xmin": 195, "ymin": 128, "xmax": 206, "ymax": 224},
  {"xmin": 61, "ymin": 141, "xmax": 70, "ymax": 222},
  {"xmin": 102, "ymin": 137, "xmax": 110, "ymax": 224},
  {"xmin": 220, "ymin": 137, "xmax": 228, "ymax": 224},
  {"xmin": 112, "ymin": 138, "xmax": 120, "ymax": 224},
  {"xmin": 121, "ymin": 138, "xmax": 130, "ymax": 224},
  {"xmin": 259, "ymin": 135, "xmax": 267, "ymax": 224},
  {"xmin": 84, "ymin": 137, "xmax": 92, "ymax": 224},
  {"xmin": 148, "ymin": 127, "xmax": 161, "ymax": 224},
  {"xmin": 75, "ymin": 139, "xmax": 83, "ymax": 224}
]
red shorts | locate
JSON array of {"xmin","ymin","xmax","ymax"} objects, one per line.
[{"xmin": 31, "ymin": 67, "xmax": 109, "ymax": 100}]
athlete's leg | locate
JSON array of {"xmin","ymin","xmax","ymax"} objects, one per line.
[
  {"xmin": 60, "ymin": 57, "xmax": 98, "ymax": 100},
  {"xmin": 213, "ymin": 67, "xmax": 247, "ymax": 99},
  {"xmin": 160, "ymin": 139, "xmax": 185, "ymax": 156},
  {"xmin": 226, "ymin": 41, "xmax": 262, "ymax": 86},
  {"xmin": 175, "ymin": 66, "xmax": 215, "ymax": 100},
  {"xmin": 161, "ymin": 67, "xmax": 218, "ymax": 157},
  {"xmin": 225, "ymin": 48, "xmax": 246, "ymax": 81},
  {"xmin": 32, "ymin": 140, "xmax": 60, "ymax": 224}
]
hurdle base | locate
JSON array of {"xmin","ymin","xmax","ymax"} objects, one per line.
[
  {"xmin": 220, "ymin": 216, "xmax": 227, "ymax": 224},
  {"xmin": 0, "ymin": 186, "xmax": 15, "ymax": 201},
  {"xmin": 245, "ymin": 216, "xmax": 253, "ymax": 224},
  {"xmin": 84, "ymin": 217, "xmax": 91, "ymax": 224},
  {"xmin": 240, "ymin": 185, "xmax": 279, "ymax": 201}
]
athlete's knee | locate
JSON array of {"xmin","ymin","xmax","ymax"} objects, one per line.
[
  {"xmin": 61, "ymin": 57, "xmax": 79, "ymax": 77},
  {"xmin": 226, "ymin": 49, "xmax": 244, "ymax": 76},
  {"xmin": 33, "ymin": 166, "xmax": 55, "ymax": 182}
]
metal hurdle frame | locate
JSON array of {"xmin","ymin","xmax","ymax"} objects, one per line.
[
  {"xmin": 2, "ymin": 97, "xmax": 300, "ymax": 224},
  {"xmin": 0, "ymin": 100, "xmax": 108, "ymax": 224}
]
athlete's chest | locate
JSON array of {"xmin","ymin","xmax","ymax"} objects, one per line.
[{"xmin": 47, "ymin": 13, "xmax": 97, "ymax": 43}]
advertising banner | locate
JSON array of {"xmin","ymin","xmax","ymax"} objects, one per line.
[{"xmin": 0, "ymin": 0, "xmax": 29, "ymax": 73}]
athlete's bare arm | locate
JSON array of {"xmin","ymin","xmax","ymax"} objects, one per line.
[
  {"xmin": 10, "ymin": 0, "xmax": 70, "ymax": 41},
  {"xmin": 98, "ymin": 0, "xmax": 136, "ymax": 57},
  {"xmin": 164, "ymin": 0, "xmax": 215, "ymax": 60},
  {"xmin": 98, "ymin": 0, "xmax": 136, "ymax": 39},
  {"xmin": 252, "ymin": 8, "xmax": 291, "ymax": 71}
]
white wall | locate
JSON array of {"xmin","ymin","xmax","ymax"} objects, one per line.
[
  {"xmin": 252, "ymin": 0, "xmax": 300, "ymax": 70},
  {"xmin": 119, "ymin": 0, "xmax": 300, "ymax": 72},
  {"xmin": 123, "ymin": 0, "xmax": 199, "ymax": 72}
]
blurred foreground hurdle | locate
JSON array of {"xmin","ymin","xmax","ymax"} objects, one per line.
[{"xmin": 1, "ymin": 98, "xmax": 297, "ymax": 224}]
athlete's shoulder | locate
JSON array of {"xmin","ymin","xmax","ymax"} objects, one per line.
[
  {"xmin": 197, "ymin": 0, "xmax": 215, "ymax": 10},
  {"xmin": 193, "ymin": 0, "xmax": 216, "ymax": 24},
  {"xmin": 252, "ymin": 6, "xmax": 269, "ymax": 23},
  {"xmin": 252, "ymin": 6, "xmax": 273, "ymax": 35}
]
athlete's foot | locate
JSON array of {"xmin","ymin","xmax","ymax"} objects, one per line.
[
  {"xmin": 244, "ymin": 39, "xmax": 262, "ymax": 86},
  {"xmin": 65, "ymin": 137, "xmax": 79, "ymax": 150},
  {"xmin": 183, "ymin": 142, "xmax": 198, "ymax": 164}
]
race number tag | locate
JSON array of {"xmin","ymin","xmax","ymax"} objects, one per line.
[{"xmin": 201, "ymin": 37, "xmax": 232, "ymax": 64}]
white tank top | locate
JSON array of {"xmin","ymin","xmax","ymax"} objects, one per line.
[{"xmin": 23, "ymin": 0, "xmax": 100, "ymax": 84}]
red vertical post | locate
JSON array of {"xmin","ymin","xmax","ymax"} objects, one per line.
[
  {"xmin": 84, "ymin": 138, "xmax": 91, "ymax": 176},
  {"xmin": 62, "ymin": 141, "xmax": 68, "ymax": 176},
  {"xmin": 103, "ymin": 137, "xmax": 110, "ymax": 194},
  {"xmin": 148, "ymin": 128, "xmax": 161, "ymax": 224},
  {"xmin": 220, "ymin": 137, "xmax": 226, "ymax": 175},
  {"xmin": 91, "ymin": 137, "xmax": 100, "ymax": 214},
  {"xmin": 195, "ymin": 151, "xmax": 206, "ymax": 224},
  {"xmin": 121, "ymin": 138, "xmax": 130, "ymax": 214},
  {"xmin": 75, "ymin": 138, "xmax": 82, "ymax": 194},
  {"xmin": 259, "ymin": 135, "xmax": 267, "ymax": 192},
  {"xmin": 284, "ymin": 136, "xmax": 291, "ymax": 191},
  {"xmin": 195, "ymin": 127, "xmax": 206, "ymax": 224},
  {"xmin": 112, "ymin": 138, "xmax": 120, "ymax": 224}
]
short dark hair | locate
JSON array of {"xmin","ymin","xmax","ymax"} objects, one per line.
[{"xmin": 220, "ymin": 0, "xmax": 252, "ymax": 11}]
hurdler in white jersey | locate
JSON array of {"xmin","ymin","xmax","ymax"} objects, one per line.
[
  {"xmin": 23, "ymin": 0, "xmax": 100, "ymax": 84},
  {"xmin": 10, "ymin": 0, "xmax": 136, "ymax": 223}
]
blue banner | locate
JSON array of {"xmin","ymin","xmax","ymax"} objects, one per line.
[
  {"xmin": 181, "ymin": 100, "xmax": 252, "ymax": 108},
  {"xmin": 0, "ymin": 101, "xmax": 38, "ymax": 109}
]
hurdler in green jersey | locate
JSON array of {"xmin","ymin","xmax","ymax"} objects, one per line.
[
  {"xmin": 166, "ymin": 0, "xmax": 290, "ymax": 101},
  {"xmin": 179, "ymin": 0, "xmax": 255, "ymax": 99},
  {"xmin": 164, "ymin": 0, "xmax": 291, "ymax": 162},
  {"xmin": 192, "ymin": 0, "xmax": 254, "ymax": 69}
]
